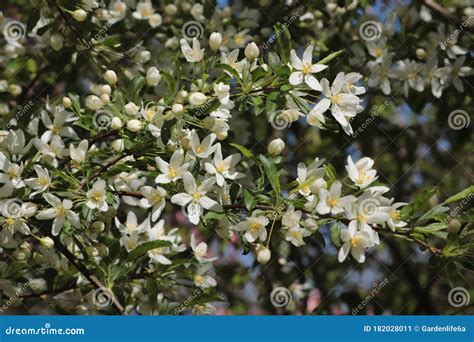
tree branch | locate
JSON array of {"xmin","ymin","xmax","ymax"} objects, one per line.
[{"xmin": 49, "ymin": 235, "xmax": 126, "ymax": 314}]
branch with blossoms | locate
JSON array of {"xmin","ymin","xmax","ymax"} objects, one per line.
[{"xmin": 0, "ymin": 1, "xmax": 473, "ymax": 315}]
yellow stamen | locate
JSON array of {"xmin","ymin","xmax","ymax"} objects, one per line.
[
  {"xmin": 351, "ymin": 237, "xmax": 362, "ymax": 248},
  {"xmin": 390, "ymin": 210, "xmax": 401, "ymax": 220},
  {"xmin": 168, "ymin": 168, "xmax": 177, "ymax": 178}
]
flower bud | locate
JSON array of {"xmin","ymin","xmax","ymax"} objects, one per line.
[
  {"xmin": 103, "ymin": 70, "xmax": 118, "ymax": 85},
  {"xmin": 416, "ymin": 48, "xmax": 427, "ymax": 60},
  {"xmin": 100, "ymin": 84, "xmax": 112, "ymax": 95},
  {"xmin": 126, "ymin": 119, "xmax": 142, "ymax": 132},
  {"xmin": 63, "ymin": 96, "xmax": 72, "ymax": 108},
  {"xmin": 111, "ymin": 138, "xmax": 125, "ymax": 152},
  {"xmin": 172, "ymin": 103, "xmax": 183, "ymax": 113},
  {"xmin": 136, "ymin": 50, "xmax": 151, "ymax": 64},
  {"xmin": 39, "ymin": 236, "xmax": 54, "ymax": 249},
  {"xmin": 203, "ymin": 116, "xmax": 215, "ymax": 130},
  {"xmin": 86, "ymin": 95, "xmax": 103, "ymax": 110},
  {"xmin": 244, "ymin": 42, "xmax": 259, "ymax": 60},
  {"xmin": 447, "ymin": 219, "xmax": 461, "ymax": 234},
  {"xmin": 72, "ymin": 9, "xmax": 87, "ymax": 22},
  {"xmin": 164, "ymin": 4, "xmax": 178, "ymax": 16},
  {"xmin": 268, "ymin": 138, "xmax": 285, "ymax": 156},
  {"xmin": 91, "ymin": 221, "xmax": 105, "ymax": 234},
  {"xmin": 146, "ymin": 67, "xmax": 161, "ymax": 86},
  {"xmin": 8, "ymin": 84, "xmax": 22, "ymax": 96},
  {"xmin": 86, "ymin": 246, "xmax": 99, "ymax": 257},
  {"xmin": 100, "ymin": 94, "xmax": 110, "ymax": 103},
  {"xmin": 125, "ymin": 102, "xmax": 139, "ymax": 115},
  {"xmin": 189, "ymin": 92, "xmax": 207, "ymax": 106},
  {"xmin": 50, "ymin": 34, "xmax": 64, "ymax": 51},
  {"xmin": 216, "ymin": 130, "xmax": 228, "ymax": 140},
  {"xmin": 176, "ymin": 90, "xmax": 188, "ymax": 103},
  {"xmin": 149, "ymin": 13, "xmax": 162, "ymax": 28},
  {"xmin": 209, "ymin": 32, "xmax": 222, "ymax": 51},
  {"xmin": 256, "ymin": 246, "xmax": 271, "ymax": 264},
  {"xmin": 29, "ymin": 278, "xmax": 47, "ymax": 292},
  {"xmin": 111, "ymin": 116, "xmax": 123, "ymax": 129}
]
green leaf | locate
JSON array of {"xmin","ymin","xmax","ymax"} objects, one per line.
[
  {"xmin": 441, "ymin": 186, "xmax": 474, "ymax": 205},
  {"xmin": 125, "ymin": 75, "xmax": 145, "ymax": 102},
  {"xmin": 330, "ymin": 223, "xmax": 342, "ymax": 247},
  {"xmin": 127, "ymin": 240, "xmax": 172, "ymax": 261},
  {"xmin": 203, "ymin": 0, "xmax": 217, "ymax": 17},
  {"xmin": 258, "ymin": 155, "xmax": 281, "ymax": 202},
  {"xmin": 230, "ymin": 143, "xmax": 254, "ymax": 158},
  {"xmin": 243, "ymin": 189, "xmax": 257, "ymax": 211},
  {"xmin": 417, "ymin": 205, "xmax": 450, "ymax": 224},
  {"xmin": 216, "ymin": 63, "xmax": 241, "ymax": 80},
  {"xmin": 325, "ymin": 164, "xmax": 337, "ymax": 183},
  {"xmin": 161, "ymin": 71, "xmax": 176, "ymax": 95},
  {"xmin": 268, "ymin": 51, "xmax": 281, "ymax": 69},
  {"xmin": 274, "ymin": 23, "xmax": 292, "ymax": 63},
  {"xmin": 414, "ymin": 222, "xmax": 447, "ymax": 235},
  {"xmin": 161, "ymin": 118, "xmax": 176, "ymax": 144},
  {"xmin": 318, "ymin": 49, "xmax": 345, "ymax": 64},
  {"xmin": 252, "ymin": 96, "xmax": 265, "ymax": 116}
]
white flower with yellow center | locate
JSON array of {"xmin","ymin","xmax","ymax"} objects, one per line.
[
  {"xmin": 204, "ymin": 145, "xmax": 243, "ymax": 186},
  {"xmin": 132, "ymin": 1, "xmax": 154, "ymax": 19},
  {"xmin": 40, "ymin": 107, "xmax": 78, "ymax": 143},
  {"xmin": 24, "ymin": 165, "xmax": 51, "ymax": 198},
  {"xmin": 0, "ymin": 200, "xmax": 37, "ymax": 235},
  {"xmin": 289, "ymin": 45, "xmax": 328, "ymax": 91},
  {"xmin": 155, "ymin": 149, "xmax": 189, "ymax": 184},
  {"xmin": 180, "ymin": 38, "xmax": 204, "ymax": 63},
  {"xmin": 114, "ymin": 211, "xmax": 149, "ymax": 236},
  {"xmin": 338, "ymin": 229, "xmax": 372, "ymax": 263},
  {"xmin": 317, "ymin": 72, "xmax": 365, "ymax": 135},
  {"xmin": 85, "ymin": 179, "xmax": 108, "ymax": 212},
  {"xmin": 0, "ymin": 152, "xmax": 25, "ymax": 195},
  {"xmin": 235, "ymin": 215, "xmax": 269, "ymax": 243},
  {"xmin": 69, "ymin": 140, "xmax": 89, "ymax": 165},
  {"xmin": 383, "ymin": 201, "xmax": 408, "ymax": 231},
  {"xmin": 296, "ymin": 157, "xmax": 325, "ymax": 197},
  {"xmin": 191, "ymin": 233, "xmax": 217, "ymax": 263},
  {"xmin": 139, "ymin": 185, "xmax": 166, "ymax": 221},
  {"xmin": 36, "ymin": 193, "xmax": 80, "ymax": 236},
  {"xmin": 189, "ymin": 130, "xmax": 218, "ymax": 159},
  {"xmin": 170, "ymin": 172, "xmax": 222, "ymax": 225},
  {"xmin": 316, "ymin": 181, "xmax": 355, "ymax": 215},
  {"xmin": 346, "ymin": 156, "xmax": 378, "ymax": 189}
]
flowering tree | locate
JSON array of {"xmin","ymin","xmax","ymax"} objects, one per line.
[{"xmin": 0, "ymin": 0, "xmax": 472, "ymax": 315}]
